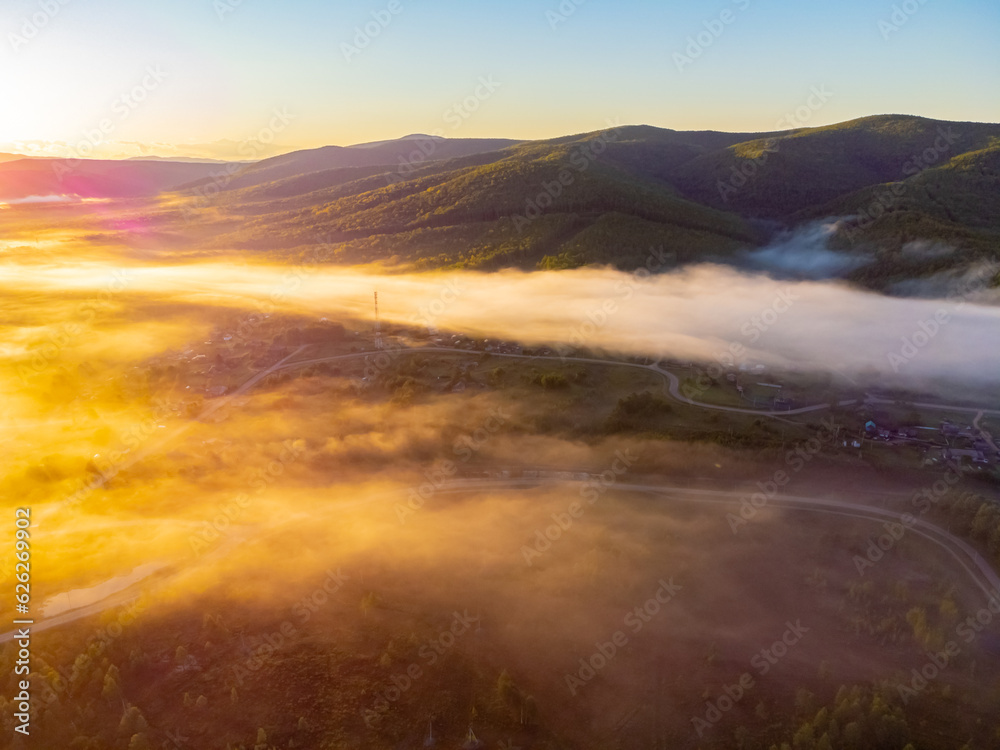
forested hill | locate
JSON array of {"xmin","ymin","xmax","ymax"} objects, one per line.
[{"xmin": 171, "ymin": 116, "xmax": 1000, "ymax": 285}]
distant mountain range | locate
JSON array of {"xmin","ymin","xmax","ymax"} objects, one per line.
[
  {"xmin": 185, "ymin": 116, "xmax": 999, "ymax": 286},
  {"xmin": 203, "ymin": 135, "xmax": 520, "ymax": 194},
  {"xmin": 124, "ymin": 155, "xmax": 244, "ymax": 164},
  {"xmin": 0, "ymin": 158, "xmax": 226, "ymax": 201},
  {"xmin": 3, "ymin": 117, "xmax": 998, "ymax": 288},
  {"xmin": 0, "ymin": 136, "xmax": 520, "ymax": 202},
  {"xmin": 0, "ymin": 152, "xmax": 35, "ymax": 164}
]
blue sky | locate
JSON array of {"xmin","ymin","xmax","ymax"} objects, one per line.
[{"xmin": 1, "ymin": 0, "xmax": 997, "ymax": 157}]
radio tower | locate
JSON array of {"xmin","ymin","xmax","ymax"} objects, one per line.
[{"xmin": 373, "ymin": 290, "xmax": 384, "ymax": 350}]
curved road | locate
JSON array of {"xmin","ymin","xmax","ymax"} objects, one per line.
[
  {"xmin": 867, "ymin": 395, "xmax": 1000, "ymax": 419},
  {"xmin": 275, "ymin": 346, "xmax": 857, "ymax": 418},
  {"xmin": 6, "ymin": 475, "xmax": 998, "ymax": 643},
  {"xmin": 12, "ymin": 344, "xmax": 997, "ymax": 640},
  {"xmin": 433, "ymin": 478, "xmax": 1000, "ymax": 599}
]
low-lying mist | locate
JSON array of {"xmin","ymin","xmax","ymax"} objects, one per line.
[
  {"xmin": 3, "ymin": 254, "xmax": 999, "ymax": 390},
  {"xmin": 3, "ymin": 223, "xmax": 999, "ymax": 747}
]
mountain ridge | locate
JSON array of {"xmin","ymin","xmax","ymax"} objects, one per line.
[
  {"xmin": 169, "ymin": 115, "xmax": 997, "ymax": 285},
  {"xmin": 3, "ymin": 116, "xmax": 996, "ymax": 288}
]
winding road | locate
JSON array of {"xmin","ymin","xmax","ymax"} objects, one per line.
[
  {"xmin": 9, "ymin": 343, "xmax": 998, "ymax": 642},
  {"xmin": 274, "ymin": 346, "xmax": 857, "ymax": 417},
  {"xmin": 5, "ymin": 474, "xmax": 999, "ymax": 643}
]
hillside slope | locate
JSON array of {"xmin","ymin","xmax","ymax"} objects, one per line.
[
  {"xmin": 201, "ymin": 129, "xmax": 764, "ymax": 270},
  {"xmin": 166, "ymin": 116, "xmax": 1000, "ymax": 277},
  {"xmin": 200, "ymin": 135, "xmax": 521, "ymax": 194}
]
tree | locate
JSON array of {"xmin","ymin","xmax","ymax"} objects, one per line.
[
  {"xmin": 795, "ymin": 688, "xmax": 816, "ymax": 717},
  {"xmin": 535, "ymin": 372, "xmax": 569, "ymax": 390},
  {"xmin": 497, "ymin": 670, "xmax": 515, "ymax": 704},
  {"xmin": 792, "ymin": 722, "xmax": 815, "ymax": 750},
  {"xmin": 118, "ymin": 706, "xmax": 148, "ymax": 736},
  {"xmin": 843, "ymin": 721, "xmax": 862, "ymax": 746},
  {"xmin": 813, "ymin": 707, "xmax": 829, "ymax": 732},
  {"xmin": 523, "ymin": 695, "xmax": 538, "ymax": 725},
  {"xmin": 971, "ymin": 505, "xmax": 995, "ymax": 540},
  {"xmin": 101, "ymin": 669, "xmax": 119, "ymax": 700},
  {"xmin": 360, "ymin": 592, "xmax": 378, "ymax": 616}
]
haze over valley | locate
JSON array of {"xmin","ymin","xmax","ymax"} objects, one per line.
[{"xmin": 1, "ymin": 1, "xmax": 999, "ymax": 748}]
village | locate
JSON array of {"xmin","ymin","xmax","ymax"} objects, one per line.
[{"xmin": 138, "ymin": 315, "xmax": 1000, "ymax": 483}]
